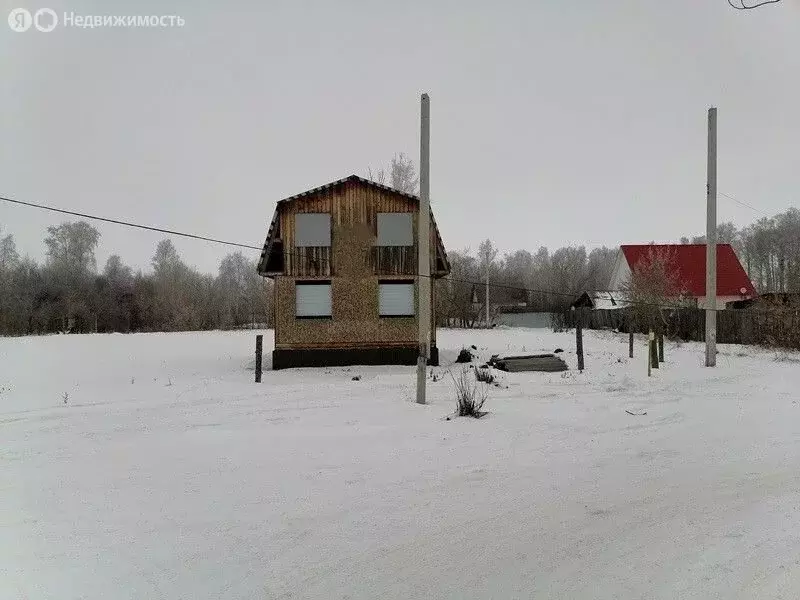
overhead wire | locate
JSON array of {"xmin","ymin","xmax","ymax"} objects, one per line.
[{"xmin": 1, "ymin": 193, "xmax": 790, "ymax": 315}]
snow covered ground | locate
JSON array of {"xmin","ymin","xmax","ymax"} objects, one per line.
[{"xmin": 2, "ymin": 328, "xmax": 800, "ymax": 599}]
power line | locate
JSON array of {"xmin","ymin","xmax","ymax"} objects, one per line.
[
  {"xmin": 2, "ymin": 193, "xmax": 779, "ymax": 314},
  {"xmin": 0, "ymin": 195, "xmax": 262, "ymax": 251},
  {"xmin": 727, "ymin": 0, "xmax": 782, "ymax": 9},
  {"xmin": 718, "ymin": 191, "xmax": 768, "ymax": 215}
]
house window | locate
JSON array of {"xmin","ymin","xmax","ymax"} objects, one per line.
[
  {"xmin": 379, "ymin": 281, "xmax": 415, "ymax": 317},
  {"xmin": 377, "ymin": 213, "xmax": 413, "ymax": 246},
  {"xmin": 295, "ymin": 281, "xmax": 332, "ymax": 318},
  {"xmin": 295, "ymin": 213, "xmax": 331, "ymax": 247}
]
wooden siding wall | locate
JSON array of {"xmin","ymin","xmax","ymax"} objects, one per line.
[
  {"xmin": 278, "ymin": 180, "xmax": 439, "ymax": 277},
  {"xmin": 371, "ymin": 247, "xmax": 416, "ymax": 276},
  {"xmin": 274, "ymin": 180, "xmax": 439, "ymax": 350}
]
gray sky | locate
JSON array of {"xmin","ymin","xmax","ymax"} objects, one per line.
[{"xmin": 2, "ymin": 0, "xmax": 798, "ymax": 274}]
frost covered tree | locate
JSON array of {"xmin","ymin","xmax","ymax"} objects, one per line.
[
  {"xmin": 96, "ymin": 255, "xmax": 135, "ymax": 332},
  {"xmin": 0, "ymin": 228, "xmax": 19, "ymax": 271},
  {"xmin": 151, "ymin": 239, "xmax": 192, "ymax": 330},
  {"xmin": 368, "ymin": 153, "xmax": 418, "ymax": 194},
  {"xmin": 216, "ymin": 252, "xmax": 268, "ymax": 328},
  {"xmin": 622, "ymin": 246, "xmax": 686, "ymax": 334},
  {"xmin": 0, "ymin": 228, "xmax": 21, "ymax": 331},
  {"xmin": 42, "ymin": 221, "xmax": 100, "ymax": 331},
  {"xmin": 44, "ymin": 221, "xmax": 100, "ymax": 275},
  {"xmin": 477, "ymin": 239, "xmax": 498, "ymax": 327},
  {"xmin": 436, "ymin": 249, "xmax": 481, "ymax": 328},
  {"xmin": 683, "ymin": 210, "xmax": 800, "ymax": 293}
]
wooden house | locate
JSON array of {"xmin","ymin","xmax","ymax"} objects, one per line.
[{"xmin": 256, "ymin": 175, "xmax": 450, "ymax": 369}]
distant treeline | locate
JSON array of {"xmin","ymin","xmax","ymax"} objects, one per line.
[
  {"xmin": 0, "ymin": 222, "xmax": 271, "ymax": 335},
  {"xmin": 680, "ymin": 208, "xmax": 800, "ymax": 294},
  {"xmin": 1, "ymin": 206, "xmax": 796, "ymax": 335}
]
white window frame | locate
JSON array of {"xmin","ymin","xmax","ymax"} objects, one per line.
[
  {"xmin": 379, "ymin": 281, "xmax": 415, "ymax": 317},
  {"xmin": 295, "ymin": 281, "xmax": 332, "ymax": 318},
  {"xmin": 376, "ymin": 212, "xmax": 413, "ymax": 246},
  {"xmin": 295, "ymin": 213, "xmax": 331, "ymax": 247}
]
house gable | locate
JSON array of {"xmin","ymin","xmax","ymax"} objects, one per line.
[
  {"xmin": 256, "ymin": 175, "xmax": 450, "ymax": 278},
  {"xmin": 613, "ymin": 244, "xmax": 755, "ymax": 298}
]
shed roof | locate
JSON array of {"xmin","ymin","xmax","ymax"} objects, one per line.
[
  {"xmin": 571, "ymin": 291, "xmax": 628, "ymax": 310},
  {"xmin": 620, "ymin": 244, "xmax": 755, "ymax": 297}
]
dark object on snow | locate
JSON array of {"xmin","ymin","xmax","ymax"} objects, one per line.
[
  {"xmin": 554, "ymin": 348, "xmax": 564, "ymax": 354},
  {"xmin": 625, "ymin": 409, "xmax": 647, "ymax": 416},
  {"xmin": 351, "ymin": 375, "xmax": 361, "ymax": 381},
  {"xmin": 470, "ymin": 344, "xmax": 477, "ymax": 350},
  {"xmin": 487, "ymin": 354, "xmax": 500, "ymax": 366},
  {"xmin": 475, "ymin": 367, "xmax": 494, "ymax": 383},
  {"xmin": 456, "ymin": 348, "xmax": 473, "ymax": 363},
  {"xmin": 493, "ymin": 353, "xmax": 568, "ymax": 373},
  {"xmin": 255, "ymin": 334, "xmax": 263, "ymax": 383}
]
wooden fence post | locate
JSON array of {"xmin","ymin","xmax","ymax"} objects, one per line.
[
  {"xmin": 576, "ymin": 310, "xmax": 585, "ymax": 372},
  {"xmin": 629, "ymin": 331, "xmax": 634, "ymax": 358},
  {"xmin": 658, "ymin": 332, "xmax": 664, "ymax": 363},
  {"xmin": 255, "ymin": 334, "xmax": 263, "ymax": 383},
  {"xmin": 650, "ymin": 330, "xmax": 659, "ymax": 369}
]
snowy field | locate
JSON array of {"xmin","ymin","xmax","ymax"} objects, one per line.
[{"xmin": 2, "ymin": 328, "xmax": 800, "ymax": 599}]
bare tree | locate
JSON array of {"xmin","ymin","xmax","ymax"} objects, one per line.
[
  {"xmin": 621, "ymin": 246, "xmax": 686, "ymax": 335},
  {"xmin": 478, "ymin": 239, "xmax": 498, "ymax": 327},
  {"xmin": 436, "ymin": 249, "xmax": 481, "ymax": 328},
  {"xmin": 366, "ymin": 166, "xmax": 387, "ymax": 186}
]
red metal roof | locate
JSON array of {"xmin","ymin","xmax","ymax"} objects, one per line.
[{"xmin": 620, "ymin": 244, "xmax": 756, "ymax": 297}]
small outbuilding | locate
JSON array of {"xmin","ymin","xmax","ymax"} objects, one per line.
[{"xmin": 570, "ymin": 291, "xmax": 625, "ymax": 310}]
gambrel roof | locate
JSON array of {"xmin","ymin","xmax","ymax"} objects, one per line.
[{"xmin": 256, "ymin": 175, "xmax": 450, "ymax": 277}]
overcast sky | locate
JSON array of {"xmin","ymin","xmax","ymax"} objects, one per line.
[{"xmin": 1, "ymin": 0, "xmax": 798, "ymax": 273}]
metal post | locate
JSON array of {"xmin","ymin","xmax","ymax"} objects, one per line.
[
  {"xmin": 629, "ymin": 331, "xmax": 634, "ymax": 359},
  {"xmin": 255, "ymin": 334, "xmax": 263, "ymax": 383},
  {"xmin": 416, "ymin": 93, "xmax": 431, "ymax": 405},
  {"xmin": 706, "ymin": 107, "xmax": 717, "ymax": 367}
]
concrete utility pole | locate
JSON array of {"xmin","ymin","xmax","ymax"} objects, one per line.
[
  {"xmin": 416, "ymin": 93, "xmax": 431, "ymax": 404},
  {"xmin": 705, "ymin": 107, "xmax": 717, "ymax": 367}
]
